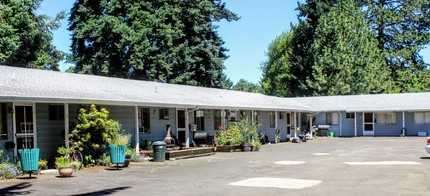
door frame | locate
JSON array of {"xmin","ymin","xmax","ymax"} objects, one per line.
[
  {"xmin": 363, "ymin": 112, "xmax": 374, "ymax": 136},
  {"xmin": 13, "ymin": 102, "xmax": 37, "ymax": 154}
]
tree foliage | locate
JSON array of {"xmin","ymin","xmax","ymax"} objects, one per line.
[
  {"xmin": 68, "ymin": 0, "xmax": 238, "ymax": 88},
  {"xmin": 309, "ymin": 0, "xmax": 392, "ymax": 95},
  {"xmin": 363, "ymin": 0, "xmax": 430, "ymax": 92},
  {"xmin": 261, "ymin": 31, "xmax": 294, "ymax": 96},
  {"xmin": 261, "ymin": 0, "xmax": 430, "ymax": 96},
  {"xmin": 232, "ymin": 79, "xmax": 262, "ymax": 93},
  {"xmin": 0, "ymin": 0, "xmax": 65, "ymax": 70}
]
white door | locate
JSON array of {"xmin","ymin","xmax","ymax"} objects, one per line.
[
  {"xmin": 363, "ymin": 112, "xmax": 374, "ymax": 136},
  {"xmin": 13, "ymin": 103, "xmax": 37, "ymax": 151}
]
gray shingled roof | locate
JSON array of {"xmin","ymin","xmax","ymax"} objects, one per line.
[
  {"xmin": 0, "ymin": 65, "xmax": 312, "ymax": 111},
  {"xmin": 293, "ymin": 93, "xmax": 430, "ymax": 112},
  {"xmin": 2, "ymin": 66, "xmax": 429, "ymax": 112}
]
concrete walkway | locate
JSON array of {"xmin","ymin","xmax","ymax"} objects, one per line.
[{"xmin": 1, "ymin": 137, "xmax": 429, "ymax": 195}]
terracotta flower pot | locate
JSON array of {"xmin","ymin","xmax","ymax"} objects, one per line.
[{"xmin": 58, "ymin": 167, "xmax": 74, "ymax": 177}]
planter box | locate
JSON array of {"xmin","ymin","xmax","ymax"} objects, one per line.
[
  {"xmin": 110, "ymin": 145, "xmax": 126, "ymax": 164},
  {"xmin": 215, "ymin": 145, "xmax": 241, "ymax": 152},
  {"xmin": 18, "ymin": 148, "xmax": 39, "ymax": 172}
]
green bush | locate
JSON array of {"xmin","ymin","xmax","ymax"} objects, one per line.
[
  {"xmin": 69, "ymin": 104, "xmax": 123, "ymax": 166},
  {"xmin": 0, "ymin": 163, "xmax": 19, "ymax": 179},
  {"xmin": 215, "ymin": 118, "xmax": 260, "ymax": 146}
]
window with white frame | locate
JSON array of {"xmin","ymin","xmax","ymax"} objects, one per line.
[
  {"xmin": 195, "ymin": 110, "xmax": 205, "ymax": 131},
  {"xmin": 0, "ymin": 103, "xmax": 7, "ymax": 140},
  {"xmin": 326, "ymin": 112, "xmax": 339, "ymax": 125},
  {"xmin": 139, "ymin": 108, "xmax": 150, "ymax": 133},
  {"xmin": 159, "ymin": 108, "xmax": 169, "ymax": 120},
  {"xmin": 414, "ymin": 112, "xmax": 430, "ymax": 124},
  {"xmin": 346, "ymin": 112, "xmax": 355, "ymax": 119},
  {"xmin": 269, "ymin": 112, "xmax": 276, "ymax": 128},
  {"xmin": 376, "ymin": 113, "xmax": 396, "ymax": 124},
  {"xmin": 49, "ymin": 104, "xmax": 64, "ymax": 121}
]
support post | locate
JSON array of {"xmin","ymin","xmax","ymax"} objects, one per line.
[
  {"xmin": 275, "ymin": 111, "xmax": 278, "ymax": 129},
  {"xmin": 309, "ymin": 115, "xmax": 313, "ymax": 138},
  {"xmin": 402, "ymin": 111, "xmax": 405, "ymax": 136},
  {"xmin": 135, "ymin": 106, "xmax": 139, "ymax": 154},
  {"xmin": 339, "ymin": 111, "xmax": 342, "ymax": 137},
  {"xmin": 185, "ymin": 108, "xmax": 190, "ymax": 147},
  {"xmin": 354, "ymin": 112, "xmax": 357, "ymax": 137},
  {"xmin": 64, "ymin": 103, "xmax": 69, "ymax": 148},
  {"xmin": 221, "ymin": 109, "xmax": 226, "ymax": 129},
  {"xmin": 294, "ymin": 112, "xmax": 297, "ymax": 137}
]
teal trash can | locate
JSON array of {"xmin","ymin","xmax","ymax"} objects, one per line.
[
  {"xmin": 18, "ymin": 148, "xmax": 39, "ymax": 172},
  {"xmin": 110, "ymin": 144, "xmax": 126, "ymax": 164},
  {"xmin": 153, "ymin": 141, "xmax": 166, "ymax": 162},
  {"xmin": 329, "ymin": 131, "xmax": 335, "ymax": 137}
]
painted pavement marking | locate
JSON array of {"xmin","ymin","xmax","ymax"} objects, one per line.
[
  {"xmin": 274, "ymin": 161, "xmax": 305, "ymax": 165},
  {"xmin": 313, "ymin": 153, "xmax": 331, "ymax": 156},
  {"xmin": 229, "ymin": 177, "xmax": 322, "ymax": 189},
  {"xmin": 344, "ymin": 161, "xmax": 422, "ymax": 165}
]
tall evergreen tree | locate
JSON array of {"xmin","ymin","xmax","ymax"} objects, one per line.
[
  {"xmin": 68, "ymin": 0, "xmax": 238, "ymax": 88},
  {"xmin": 309, "ymin": 0, "xmax": 393, "ymax": 95},
  {"xmin": 0, "ymin": 0, "xmax": 65, "ymax": 70},
  {"xmin": 363, "ymin": 0, "xmax": 430, "ymax": 92}
]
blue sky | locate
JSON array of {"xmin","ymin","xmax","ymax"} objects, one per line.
[{"xmin": 39, "ymin": 0, "xmax": 429, "ymax": 84}]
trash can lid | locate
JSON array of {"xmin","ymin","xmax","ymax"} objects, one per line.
[{"xmin": 153, "ymin": 141, "xmax": 166, "ymax": 146}]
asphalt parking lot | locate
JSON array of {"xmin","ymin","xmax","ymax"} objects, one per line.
[{"xmin": 1, "ymin": 137, "xmax": 429, "ymax": 195}]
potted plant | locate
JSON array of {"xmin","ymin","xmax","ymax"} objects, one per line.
[
  {"xmin": 108, "ymin": 133, "xmax": 131, "ymax": 168},
  {"xmin": 250, "ymin": 140, "xmax": 262, "ymax": 151},
  {"xmin": 55, "ymin": 147, "xmax": 80, "ymax": 177},
  {"xmin": 37, "ymin": 159, "xmax": 48, "ymax": 175},
  {"xmin": 124, "ymin": 148, "xmax": 134, "ymax": 167}
]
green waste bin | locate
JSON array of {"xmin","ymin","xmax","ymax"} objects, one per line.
[
  {"xmin": 329, "ymin": 131, "xmax": 335, "ymax": 137},
  {"xmin": 153, "ymin": 141, "xmax": 166, "ymax": 162}
]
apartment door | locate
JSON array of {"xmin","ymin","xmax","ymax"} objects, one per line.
[
  {"xmin": 176, "ymin": 109, "xmax": 186, "ymax": 144},
  {"xmin": 14, "ymin": 104, "xmax": 37, "ymax": 150},
  {"xmin": 363, "ymin": 112, "xmax": 374, "ymax": 136}
]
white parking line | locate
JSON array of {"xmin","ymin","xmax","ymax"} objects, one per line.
[
  {"xmin": 344, "ymin": 161, "xmax": 422, "ymax": 165},
  {"xmin": 313, "ymin": 153, "xmax": 331, "ymax": 156},
  {"xmin": 274, "ymin": 161, "xmax": 305, "ymax": 165},
  {"xmin": 229, "ymin": 177, "xmax": 322, "ymax": 189}
]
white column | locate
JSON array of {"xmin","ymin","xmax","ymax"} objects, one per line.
[
  {"xmin": 354, "ymin": 112, "xmax": 357, "ymax": 137},
  {"xmin": 64, "ymin": 103, "xmax": 69, "ymax": 148},
  {"xmin": 135, "ymin": 106, "xmax": 139, "ymax": 154},
  {"xmin": 309, "ymin": 116, "xmax": 313, "ymax": 137},
  {"xmin": 275, "ymin": 111, "xmax": 278, "ymax": 129},
  {"xmin": 339, "ymin": 111, "xmax": 342, "ymax": 137},
  {"xmin": 402, "ymin": 111, "xmax": 405, "ymax": 136},
  {"xmin": 221, "ymin": 109, "xmax": 226, "ymax": 129},
  {"xmin": 294, "ymin": 112, "xmax": 297, "ymax": 137},
  {"xmin": 33, "ymin": 103, "xmax": 37, "ymax": 148},
  {"xmin": 185, "ymin": 108, "xmax": 190, "ymax": 147}
]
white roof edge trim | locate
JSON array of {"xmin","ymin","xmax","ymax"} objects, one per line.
[{"xmin": 0, "ymin": 96, "xmax": 314, "ymax": 112}]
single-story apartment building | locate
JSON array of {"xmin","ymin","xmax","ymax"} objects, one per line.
[{"xmin": 1, "ymin": 65, "xmax": 430, "ymax": 161}]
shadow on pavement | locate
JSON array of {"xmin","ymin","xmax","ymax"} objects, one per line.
[
  {"xmin": 0, "ymin": 182, "xmax": 33, "ymax": 195},
  {"xmin": 420, "ymin": 157, "xmax": 430, "ymax": 159},
  {"xmin": 71, "ymin": 186, "xmax": 131, "ymax": 196}
]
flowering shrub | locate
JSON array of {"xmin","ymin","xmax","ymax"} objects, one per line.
[
  {"xmin": 215, "ymin": 118, "xmax": 259, "ymax": 146},
  {"xmin": 0, "ymin": 163, "xmax": 19, "ymax": 179}
]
